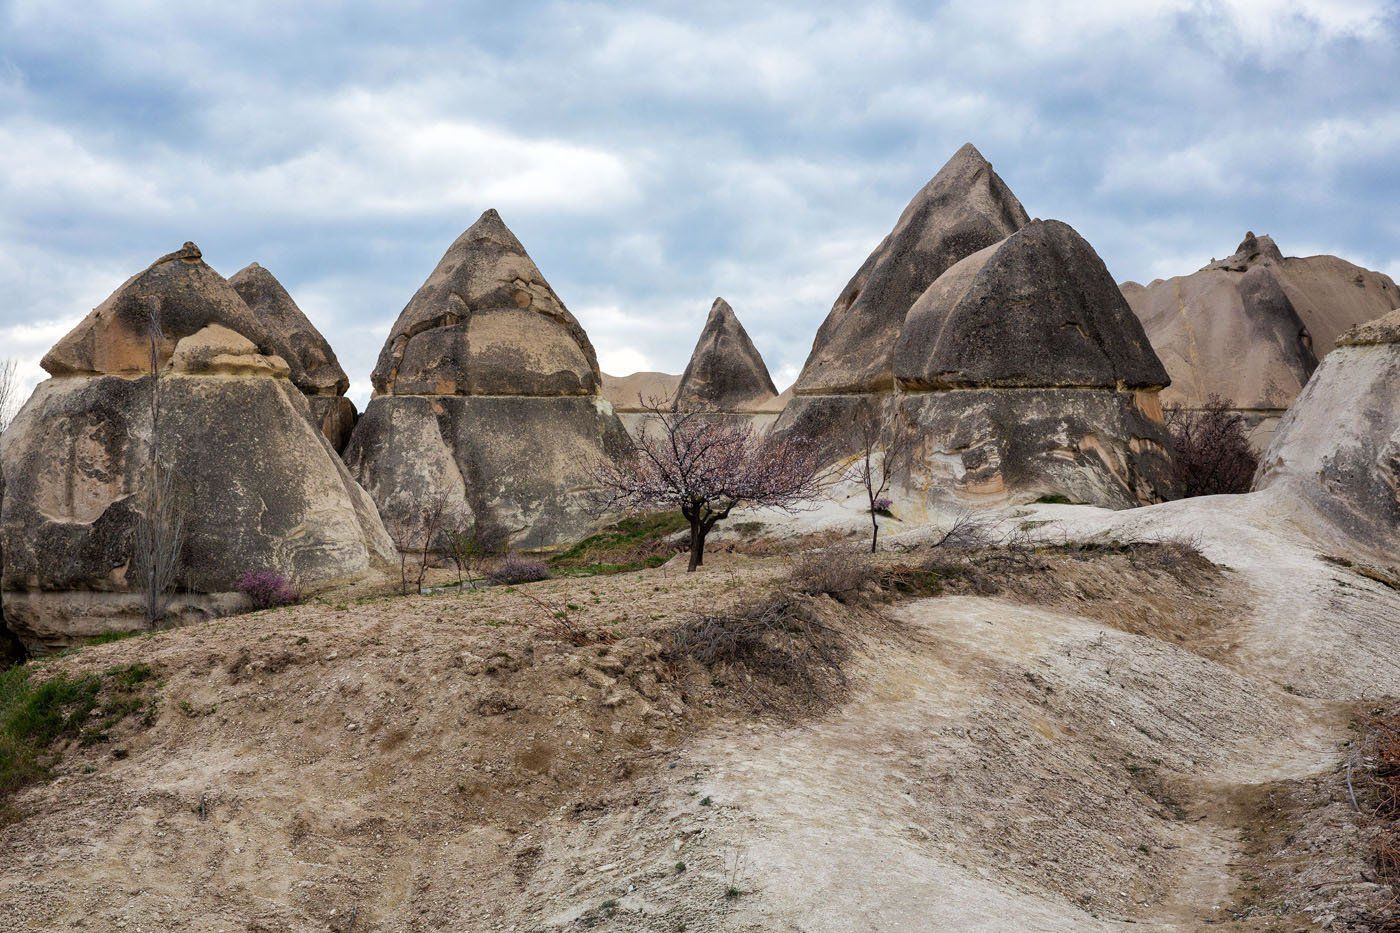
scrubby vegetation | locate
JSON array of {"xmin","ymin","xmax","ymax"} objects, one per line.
[
  {"xmin": 235, "ymin": 570, "xmax": 301, "ymax": 609},
  {"xmin": 1164, "ymin": 396, "xmax": 1259, "ymax": 497},
  {"xmin": 0, "ymin": 660, "xmax": 161, "ymax": 819},
  {"xmin": 487, "ymin": 554, "xmax": 552, "ymax": 586}
]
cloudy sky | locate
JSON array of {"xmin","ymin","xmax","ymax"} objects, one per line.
[{"xmin": 2, "ymin": 0, "xmax": 1397, "ymax": 405}]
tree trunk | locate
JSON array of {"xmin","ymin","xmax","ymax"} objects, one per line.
[
  {"xmin": 870, "ymin": 514, "xmax": 879, "ymax": 554},
  {"xmin": 688, "ymin": 521, "xmax": 704, "ymax": 572}
]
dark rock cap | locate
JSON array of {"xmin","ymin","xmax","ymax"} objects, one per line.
[
  {"xmin": 894, "ymin": 219, "xmax": 1170, "ymax": 390},
  {"xmin": 371, "ymin": 209, "xmax": 602, "ymax": 397},
  {"xmin": 793, "ymin": 143, "xmax": 1030, "ymax": 395},
  {"xmin": 673, "ymin": 298, "xmax": 779, "ymax": 412}
]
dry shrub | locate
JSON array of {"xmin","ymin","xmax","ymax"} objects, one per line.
[
  {"xmin": 1355, "ymin": 707, "xmax": 1400, "ymax": 918},
  {"xmin": 667, "ymin": 594, "xmax": 848, "ymax": 714},
  {"xmin": 1164, "ymin": 396, "xmax": 1259, "ymax": 497},
  {"xmin": 487, "ymin": 554, "xmax": 551, "ymax": 586},
  {"xmin": 788, "ymin": 552, "xmax": 877, "ymax": 603}
]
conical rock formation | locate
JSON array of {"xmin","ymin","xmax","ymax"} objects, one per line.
[
  {"xmin": 773, "ymin": 144, "xmax": 1030, "ymax": 463},
  {"xmin": 674, "ymin": 298, "xmax": 778, "ymax": 412},
  {"xmin": 889, "ymin": 220, "xmax": 1175, "ymax": 509},
  {"xmin": 1253, "ymin": 307, "xmax": 1400, "ymax": 570},
  {"xmin": 1, "ymin": 245, "xmax": 395, "ymax": 652},
  {"xmin": 230, "ymin": 262, "xmax": 357, "ymax": 451},
  {"xmin": 794, "ymin": 143, "xmax": 1030, "ymax": 395},
  {"xmin": 345, "ymin": 211, "xmax": 630, "ymax": 549}
]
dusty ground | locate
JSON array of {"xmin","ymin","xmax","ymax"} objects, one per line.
[{"xmin": 1, "ymin": 494, "xmax": 1398, "ymax": 931}]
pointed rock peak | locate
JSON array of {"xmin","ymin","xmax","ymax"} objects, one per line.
[
  {"xmin": 230, "ymin": 262, "xmax": 350, "ymax": 396},
  {"xmin": 371, "ymin": 211, "xmax": 602, "ymax": 397},
  {"xmin": 707, "ymin": 296, "xmax": 737, "ymax": 324},
  {"xmin": 154, "ymin": 241, "xmax": 203, "ymax": 265},
  {"xmin": 674, "ymin": 298, "xmax": 779, "ymax": 412},
  {"xmin": 1207, "ymin": 231, "xmax": 1284, "ymax": 271},
  {"xmin": 41, "ymin": 244, "xmax": 295, "ymax": 379},
  {"xmin": 792, "ymin": 143, "xmax": 1030, "ymax": 395}
]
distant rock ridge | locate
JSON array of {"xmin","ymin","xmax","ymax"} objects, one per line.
[
  {"xmin": 1121, "ymin": 230, "xmax": 1397, "ymax": 447},
  {"xmin": 600, "ymin": 371, "xmax": 681, "ymax": 412},
  {"xmin": 229, "ymin": 261, "xmax": 357, "ymax": 451},
  {"xmin": 673, "ymin": 298, "xmax": 779, "ymax": 413},
  {"xmin": 2, "ymin": 244, "xmax": 395, "ymax": 653},
  {"xmin": 1254, "ymin": 306, "xmax": 1400, "ymax": 570},
  {"xmin": 346, "ymin": 210, "xmax": 630, "ymax": 549}
]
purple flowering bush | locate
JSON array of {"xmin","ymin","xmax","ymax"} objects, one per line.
[
  {"xmin": 873, "ymin": 497, "xmax": 894, "ymax": 515},
  {"xmin": 235, "ymin": 570, "xmax": 301, "ymax": 610}
]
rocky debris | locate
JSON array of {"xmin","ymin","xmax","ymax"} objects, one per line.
[
  {"xmin": 346, "ymin": 210, "xmax": 630, "ymax": 549},
  {"xmin": 890, "ymin": 220, "xmax": 1175, "ymax": 508},
  {"xmin": 1123, "ymin": 232, "xmax": 1398, "ymax": 447},
  {"xmin": 0, "ymin": 246, "xmax": 395, "ymax": 653},
  {"xmin": 229, "ymin": 262, "xmax": 357, "ymax": 452},
  {"xmin": 673, "ymin": 298, "xmax": 778, "ymax": 413},
  {"xmin": 1253, "ymin": 306, "xmax": 1400, "ymax": 570}
]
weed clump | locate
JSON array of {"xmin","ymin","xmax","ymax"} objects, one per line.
[{"xmin": 487, "ymin": 554, "xmax": 552, "ymax": 586}]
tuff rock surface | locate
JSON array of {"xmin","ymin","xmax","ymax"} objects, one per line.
[
  {"xmin": 229, "ymin": 262, "xmax": 358, "ymax": 451},
  {"xmin": 773, "ymin": 147, "xmax": 1172, "ymax": 508},
  {"xmin": 0, "ymin": 246, "xmax": 395, "ymax": 653},
  {"xmin": 793, "ymin": 143, "xmax": 1030, "ymax": 396},
  {"xmin": 1253, "ymin": 307, "xmax": 1400, "ymax": 571},
  {"xmin": 346, "ymin": 210, "xmax": 630, "ymax": 549}
]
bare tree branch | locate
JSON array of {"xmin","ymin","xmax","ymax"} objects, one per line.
[{"xmin": 593, "ymin": 398, "xmax": 830, "ymax": 571}]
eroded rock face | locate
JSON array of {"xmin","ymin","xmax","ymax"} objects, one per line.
[
  {"xmin": 673, "ymin": 298, "xmax": 779, "ymax": 413},
  {"xmin": 1123, "ymin": 232, "xmax": 1397, "ymax": 447},
  {"xmin": 894, "ymin": 221, "xmax": 1169, "ymax": 391},
  {"xmin": 889, "ymin": 220, "xmax": 1175, "ymax": 507},
  {"xmin": 347, "ymin": 210, "xmax": 630, "ymax": 549},
  {"xmin": 230, "ymin": 262, "xmax": 358, "ymax": 451},
  {"xmin": 793, "ymin": 143, "xmax": 1030, "ymax": 396},
  {"xmin": 1253, "ymin": 308, "xmax": 1400, "ymax": 570},
  {"xmin": 1, "ymin": 247, "xmax": 395, "ymax": 653}
]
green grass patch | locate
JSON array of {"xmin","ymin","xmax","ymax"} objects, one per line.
[
  {"xmin": 1, "ymin": 666, "xmax": 101, "ymax": 799},
  {"xmin": 1, "ymin": 661, "xmax": 161, "ymax": 816},
  {"xmin": 550, "ymin": 512, "xmax": 687, "ymax": 577},
  {"xmin": 1033, "ymin": 494, "xmax": 1075, "ymax": 505},
  {"xmin": 82, "ymin": 630, "xmax": 144, "ymax": 648}
]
